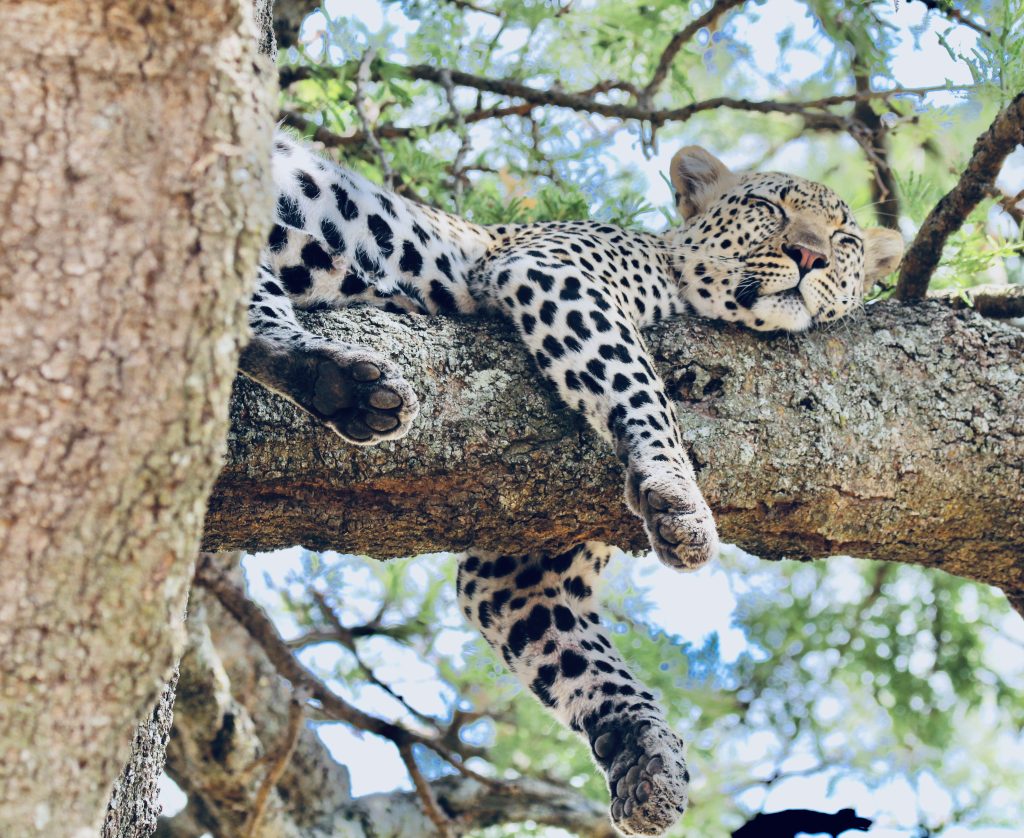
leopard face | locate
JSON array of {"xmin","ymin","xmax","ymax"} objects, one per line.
[{"xmin": 665, "ymin": 147, "xmax": 905, "ymax": 332}]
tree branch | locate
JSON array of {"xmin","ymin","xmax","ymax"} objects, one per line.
[
  {"xmin": 280, "ymin": 61, "xmax": 965, "ymax": 130},
  {"xmin": 929, "ymin": 283, "xmax": 1024, "ymax": 318},
  {"xmin": 896, "ymin": 92, "xmax": 1024, "ymax": 300},
  {"xmin": 205, "ymin": 302, "xmax": 1024, "ymax": 608},
  {"xmin": 913, "ymin": 0, "xmax": 991, "ymax": 37},
  {"xmin": 404, "ymin": 64, "xmax": 964, "ymax": 126},
  {"xmin": 171, "ymin": 558, "xmax": 617, "ymax": 837},
  {"xmin": 193, "ymin": 554, "xmax": 494, "ymax": 782},
  {"xmin": 641, "ymin": 0, "xmax": 747, "ymax": 103}
]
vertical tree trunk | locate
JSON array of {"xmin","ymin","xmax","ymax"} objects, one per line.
[{"xmin": 0, "ymin": 2, "xmax": 274, "ymax": 834}]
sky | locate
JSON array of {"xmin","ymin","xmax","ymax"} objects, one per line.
[{"xmin": 160, "ymin": 2, "xmax": 1023, "ymax": 834}]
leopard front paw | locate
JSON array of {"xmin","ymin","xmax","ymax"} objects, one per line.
[
  {"xmin": 591, "ymin": 717, "xmax": 690, "ymax": 836},
  {"xmin": 292, "ymin": 345, "xmax": 419, "ymax": 445},
  {"xmin": 627, "ymin": 472, "xmax": 719, "ymax": 571}
]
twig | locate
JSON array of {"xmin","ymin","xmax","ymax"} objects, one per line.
[
  {"xmin": 243, "ymin": 690, "xmax": 306, "ymax": 838},
  {"xmin": 399, "ymin": 742, "xmax": 455, "ymax": 837},
  {"xmin": 913, "ymin": 0, "xmax": 991, "ymax": 37},
  {"xmin": 988, "ymin": 184, "xmax": 1024, "ymax": 225},
  {"xmin": 194, "ymin": 555, "xmax": 497, "ymax": 788},
  {"xmin": 439, "ymin": 69, "xmax": 472, "ymax": 212},
  {"xmin": 354, "ymin": 49, "xmax": 394, "ymax": 188},
  {"xmin": 440, "ymin": 0, "xmax": 502, "ymax": 16},
  {"xmin": 641, "ymin": 0, "xmax": 747, "ymax": 103},
  {"xmin": 896, "ymin": 92, "xmax": 1024, "ymax": 301},
  {"xmin": 307, "ymin": 589, "xmax": 443, "ymax": 730}
]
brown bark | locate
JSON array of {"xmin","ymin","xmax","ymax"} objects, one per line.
[
  {"xmin": 852, "ymin": 73, "xmax": 901, "ymax": 229},
  {"xmin": 102, "ymin": 671, "xmax": 180, "ymax": 838},
  {"xmin": 896, "ymin": 92, "xmax": 1024, "ymax": 300},
  {"xmin": 929, "ymin": 283, "xmax": 1024, "ymax": 319},
  {"xmin": 0, "ymin": 1, "xmax": 274, "ymax": 834},
  {"xmin": 205, "ymin": 301, "xmax": 1024, "ymax": 604}
]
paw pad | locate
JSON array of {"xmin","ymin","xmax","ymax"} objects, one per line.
[
  {"xmin": 297, "ymin": 347, "xmax": 418, "ymax": 445},
  {"xmin": 632, "ymin": 478, "xmax": 719, "ymax": 571},
  {"xmin": 592, "ymin": 718, "xmax": 689, "ymax": 835}
]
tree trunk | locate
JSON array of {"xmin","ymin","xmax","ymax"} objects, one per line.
[
  {"xmin": 205, "ymin": 302, "xmax": 1024, "ymax": 603},
  {"xmin": 0, "ymin": 2, "xmax": 274, "ymax": 834}
]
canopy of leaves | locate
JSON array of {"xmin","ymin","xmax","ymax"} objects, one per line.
[{"xmin": 281, "ymin": 0, "xmax": 1023, "ymax": 293}]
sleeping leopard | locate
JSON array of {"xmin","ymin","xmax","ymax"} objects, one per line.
[{"xmin": 241, "ymin": 133, "xmax": 904, "ymax": 836}]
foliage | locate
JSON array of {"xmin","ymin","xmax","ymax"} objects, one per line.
[
  {"xmin": 281, "ymin": 0, "xmax": 1023, "ymax": 287},
  {"xmin": 247, "ymin": 547, "xmax": 1024, "ymax": 836}
]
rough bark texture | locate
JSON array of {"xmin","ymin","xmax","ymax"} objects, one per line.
[
  {"xmin": 0, "ymin": 2, "xmax": 274, "ymax": 834},
  {"xmin": 102, "ymin": 671, "xmax": 180, "ymax": 838},
  {"xmin": 205, "ymin": 301, "xmax": 1024, "ymax": 603}
]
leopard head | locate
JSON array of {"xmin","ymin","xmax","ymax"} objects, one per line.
[{"xmin": 665, "ymin": 146, "xmax": 904, "ymax": 332}]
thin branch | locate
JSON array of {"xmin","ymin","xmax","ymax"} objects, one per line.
[
  {"xmin": 913, "ymin": 0, "xmax": 991, "ymax": 37},
  {"xmin": 405, "ymin": 63, "xmax": 968, "ymax": 126},
  {"xmin": 354, "ymin": 49, "xmax": 394, "ymax": 188},
  {"xmin": 988, "ymin": 184, "xmax": 1024, "ymax": 225},
  {"xmin": 440, "ymin": 0, "xmax": 502, "ymax": 17},
  {"xmin": 281, "ymin": 61, "xmax": 968, "ymax": 130},
  {"xmin": 308, "ymin": 589, "xmax": 443, "ymax": 730},
  {"xmin": 194, "ymin": 555, "xmax": 497, "ymax": 788},
  {"xmin": 641, "ymin": 0, "xmax": 747, "ymax": 103},
  {"xmin": 243, "ymin": 691, "xmax": 306, "ymax": 838},
  {"xmin": 439, "ymin": 69, "xmax": 472, "ymax": 211},
  {"xmin": 399, "ymin": 742, "xmax": 455, "ymax": 837},
  {"xmin": 279, "ymin": 103, "xmax": 533, "ymax": 149},
  {"xmin": 896, "ymin": 92, "xmax": 1024, "ymax": 301},
  {"xmin": 850, "ymin": 67, "xmax": 901, "ymax": 228}
]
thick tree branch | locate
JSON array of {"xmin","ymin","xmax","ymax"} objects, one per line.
[
  {"xmin": 896, "ymin": 92, "xmax": 1024, "ymax": 300},
  {"xmin": 205, "ymin": 302, "xmax": 1024, "ymax": 606}
]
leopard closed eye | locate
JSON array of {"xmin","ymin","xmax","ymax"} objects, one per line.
[{"xmin": 240, "ymin": 133, "xmax": 904, "ymax": 835}]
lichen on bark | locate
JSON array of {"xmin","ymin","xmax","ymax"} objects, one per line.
[{"xmin": 206, "ymin": 301, "xmax": 1024, "ymax": 603}]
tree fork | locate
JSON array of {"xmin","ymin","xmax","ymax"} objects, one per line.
[{"xmin": 205, "ymin": 302, "xmax": 1024, "ymax": 604}]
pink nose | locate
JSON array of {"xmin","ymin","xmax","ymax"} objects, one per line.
[{"xmin": 783, "ymin": 244, "xmax": 829, "ymax": 274}]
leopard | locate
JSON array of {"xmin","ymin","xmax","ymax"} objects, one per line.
[{"xmin": 240, "ymin": 131, "xmax": 904, "ymax": 836}]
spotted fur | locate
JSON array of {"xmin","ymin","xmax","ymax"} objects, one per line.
[{"xmin": 239, "ymin": 132, "xmax": 904, "ymax": 835}]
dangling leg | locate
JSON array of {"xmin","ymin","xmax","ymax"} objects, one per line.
[
  {"xmin": 457, "ymin": 543, "xmax": 690, "ymax": 836},
  {"xmin": 240, "ymin": 254, "xmax": 419, "ymax": 445}
]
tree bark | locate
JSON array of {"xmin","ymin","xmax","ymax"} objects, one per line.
[
  {"xmin": 0, "ymin": 2, "xmax": 274, "ymax": 834},
  {"xmin": 205, "ymin": 302, "xmax": 1024, "ymax": 603},
  {"xmin": 102, "ymin": 671, "xmax": 180, "ymax": 838}
]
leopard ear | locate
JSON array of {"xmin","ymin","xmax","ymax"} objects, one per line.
[
  {"xmin": 862, "ymin": 227, "xmax": 904, "ymax": 289},
  {"xmin": 670, "ymin": 146, "xmax": 738, "ymax": 220}
]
